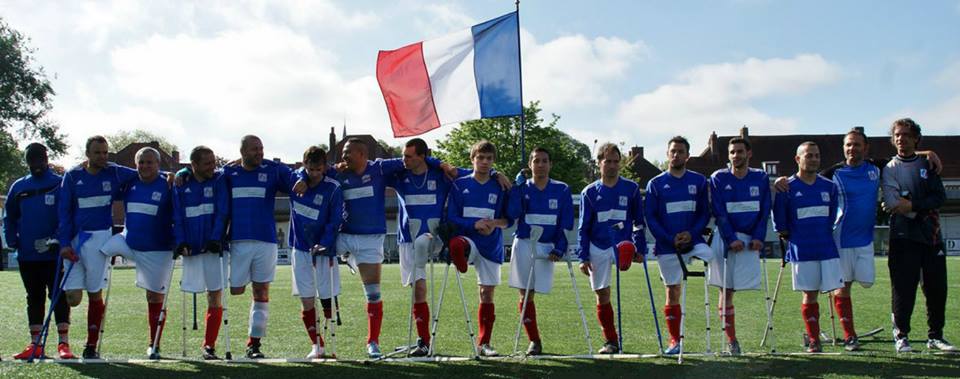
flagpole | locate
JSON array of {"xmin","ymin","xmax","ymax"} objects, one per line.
[{"xmin": 515, "ymin": 0, "xmax": 526, "ymax": 166}]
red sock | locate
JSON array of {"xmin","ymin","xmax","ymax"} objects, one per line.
[
  {"xmin": 664, "ymin": 305, "xmax": 682, "ymax": 344},
  {"xmin": 203, "ymin": 307, "xmax": 223, "ymax": 348},
  {"xmin": 148, "ymin": 302, "xmax": 165, "ymax": 346},
  {"xmin": 477, "ymin": 303, "xmax": 496, "ymax": 345},
  {"xmin": 247, "ymin": 337, "xmax": 260, "ymax": 347},
  {"xmin": 721, "ymin": 306, "xmax": 736, "ymax": 343},
  {"xmin": 801, "ymin": 303, "xmax": 820, "ymax": 342},
  {"xmin": 367, "ymin": 301, "xmax": 383, "ymax": 344},
  {"xmin": 596, "ymin": 303, "xmax": 618, "ymax": 343},
  {"xmin": 519, "ymin": 300, "xmax": 541, "ymax": 343},
  {"xmin": 413, "ymin": 302, "xmax": 431, "ymax": 344},
  {"xmin": 834, "ymin": 296, "xmax": 855, "ymax": 339},
  {"xmin": 301, "ymin": 308, "xmax": 323, "ymax": 346},
  {"xmin": 86, "ymin": 298, "xmax": 105, "ymax": 347}
]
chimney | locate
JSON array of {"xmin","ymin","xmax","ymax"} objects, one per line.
[
  {"xmin": 739, "ymin": 125, "xmax": 749, "ymax": 139},
  {"xmin": 709, "ymin": 131, "xmax": 718, "ymax": 159},
  {"xmin": 329, "ymin": 127, "xmax": 336, "ymax": 162}
]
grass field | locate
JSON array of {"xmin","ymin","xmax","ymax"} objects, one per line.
[{"xmin": 0, "ymin": 257, "xmax": 957, "ymax": 378}]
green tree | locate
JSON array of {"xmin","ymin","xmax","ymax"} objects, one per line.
[
  {"xmin": 435, "ymin": 101, "xmax": 592, "ymax": 193},
  {"xmin": 105, "ymin": 129, "xmax": 178, "ymax": 154}
]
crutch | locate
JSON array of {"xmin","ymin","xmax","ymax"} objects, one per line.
[
  {"xmin": 149, "ymin": 253, "xmax": 179, "ymax": 360},
  {"xmin": 760, "ymin": 238, "xmax": 774, "ymax": 352},
  {"xmin": 427, "ymin": 258, "xmax": 452, "ymax": 356},
  {"xmin": 97, "ymin": 256, "xmax": 117, "ymax": 357},
  {"xmin": 327, "ymin": 256, "xmax": 338, "ymax": 358},
  {"xmin": 454, "ymin": 266, "xmax": 480, "ymax": 359},
  {"xmin": 611, "ymin": 223, "xmax": 626, "ymax": 353},
  {"xmin": 719, "ymin": 239, "xmax": 730, "ymax": 355},
  {"xmin": 760, "ymin": 236, "xmax": 788, "ymax": 353},
  {"xmin": 565, "ymin": 250, "xmax": 593, "ymax": 354},
  {"xmin": 310, "ymin": 248, "xmax": 323, "ymax": 357},
  {"xmin": 513, "ymin": 226, "xmax": 544, "ymax": 355},
  {"xmin": 193, "ymin": 294, "xmax": 199, "ymax": 330},
  {"xmin": 641, "ymin": 251, "xmax": 665, "ymax": 355},
  {"xmin": 219, "ymin": 249, "xmax": 232, "ymax": 360},
  {"xmin": 405, "ymin": 220, "xmax": 423, "ymax": 355},
  {"xmin": 703, "ymin": 230, "xmax": 714, "ymax": 356},
  {"xmin": 827, "ymin": 292, "xmax": 838, "ymax": 346},
  {"xmin": 31, "ymin": 252, "xmax": 73, "ymax": 362},
  {"xmin": 181, "ymin": 271, "xmax": 187, "ymax": 357},
  {"xmin": 675, "ymin": 238, "xmax": 707, "ymax": 364}
]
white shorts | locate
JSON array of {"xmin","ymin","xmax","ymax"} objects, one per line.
[
  {"xmin": 336, "ymin": 233, "xmax": 384, "ymax": 266},
  {"xmin": 228, "ymin": 240, "xmax": 278, "ymax": 287},
  {"xmin": 181, "ymin": 252, "xmax": 227, "ymax": 293},
  {"xmin": 290, "ymin": 249, "xmax": 341, "ymax": 299},
  {"xmin": 586, "ymin": 243, "xmax": 614, "ymax": 291},
  {"xmin": 708, "ymin": 232, "xmax": 761, "ymax": 290},
  {"xmin": 398, "ymin": 242, "xmax": 427, "ymax": 286},
  {"xmin": 508, "ymin": 238, "xmax": 556, "ymax": 294},
  {"xmin": 791, "ymin": 258, "xmax": 844, "ymax": 293},
  {"xmin": 657, "ymin": 243, "xmax": 713, "ymax": 286},
  {"xmin": 132, "ymin": 250, "xmax": 175, "ymax": 294},
  {"xmin": 63, "ymin": 230, "xmax": 112, "ymax": 292},
  {"xmin": 838, "ymin": 245, "xmax": 875, "ymax": 287},
  {"xmin": 473, "ymin": 249, "xmax": 501, "ymax": 287}
]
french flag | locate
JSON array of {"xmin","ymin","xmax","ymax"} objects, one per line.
[{"xmin": 376, "ymin": 12, "xmax": 522, "ymax": 137}]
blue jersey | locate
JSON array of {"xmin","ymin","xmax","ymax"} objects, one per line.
[
  {"xmin": 576, "ymin": 177, "xmax": 646, "ymax": 262},
  {"xmin": 447, "ymin": 175, "xmax": 511, "ymax": 263},
  {"xmin": 825, "ymin": 162, "xmax": 880, "ymax": 248},
  {"xmin": 336, "ymin": 157, "xmax": 440, "ymax": 235},
  {"xmin": 224, "ymin": 160, "xmax": 295, "ymax": 243},
  {"xmin": 709, "ymin": 168, "xmax": 771, "ymax": 247},
  {"xmin": 172, "ymin": 171, "xmax": 229, "ymax": 252},
  {"xmin": 773, "ymin": 175, "xmax": 840, "ymax": 262},
  {"xmin": 4, "ymin": 169, "xmax": 61, "ymax": 261},
  {"xmin": 289, "ymin": 172, "xmax": 343, "ymax": 251},
  {"xmin": 57, "ymin": 163, "xmax": 138, "ymax": 246},
  {"xmin": 121, "ymin": 174, "xmax": 174, "ymax": 252},
  {"xmin": 507, "ymin": 179, "xmax": 574, "ymax": 257},
  {"xmin": 644, "ymin": 170, "xmax": 710, "ymax": 256},
  {"xmin": 388, "ymin": 166, "xmax": 454, "ymax": 243}
]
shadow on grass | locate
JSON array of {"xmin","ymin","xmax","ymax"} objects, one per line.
[{"xmin": 48, "ymin": 354, "xmax": 960, "ymax": 379}]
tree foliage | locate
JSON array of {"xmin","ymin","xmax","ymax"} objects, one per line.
[
  {"xmin": 105, "ymin": 129, "xmax": 178, "ymax": 155},
  {"xmin": 434, "ymin": 101, "xmax": 592, "ymax": 192}
]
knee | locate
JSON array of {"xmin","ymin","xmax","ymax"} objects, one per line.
[
  {"xmin": 208, "ymin": 291, "xmax": 223, "ymax": 308},
  {"xmin": 363, "ymin": 283, "xmax": 381, "ymax": 303},
  {"xmin": 230, "ymin": 286, "xmax": 246, "ymax": 296},
  {"xmin": 146, "ymin": 291, "xmax": 165, "ymax": 303},
  {"xmin": 65, "ymin": 291, "xmax": 82, "ymax": 307}
]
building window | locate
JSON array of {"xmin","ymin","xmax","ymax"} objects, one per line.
[{"xmin": 762, "ymin": 161, "xmax": 779, "ymax": 176}]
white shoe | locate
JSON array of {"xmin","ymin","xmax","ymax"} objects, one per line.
[
  {"xmin": 306, "ymin": 344, "xmax": 325, "ymax": 359},
  {"xmin": 478, "ymin": 344, "xmax": 498, "ymax": 357},
  {"xmin": 927, "ymin": 339, "xmax": 958, "ymax": 352},
  {"xmin": 895, "ymin": 337, "xmax": 912, "ymax": 353}
]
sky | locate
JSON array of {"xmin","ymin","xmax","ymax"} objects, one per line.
[{"xmin": 3, "ymin": 0, "xmax": 959, "ymax": 166}]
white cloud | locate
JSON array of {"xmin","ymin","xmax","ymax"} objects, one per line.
[
  {"xmin": 413, "ymin": 4, "xmax": 478, "ymax": 37},
  {"xmin": 614, "ymin": 54, "xmax": 842, "ymax": 158},
  {"xmin": 937, "ymin": 60, "xmax": 960, "ymax": 88}
]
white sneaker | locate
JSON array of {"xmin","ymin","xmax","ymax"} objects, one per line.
[
  {"xmin": 478, "ymin": 344, "xmax": 498, "ymax": 357},
  {"xmin": 306, "ymin": 344, "xmax": 325, "ymax": 359},
  {"xmin": 927, "ymin": 339, "xmax": 958, "ymax": 352},
  {"xmin": 895, "ymin": 337, "xmax": 912, "ymax": 353}
]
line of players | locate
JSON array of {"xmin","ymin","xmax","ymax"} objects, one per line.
[{"xmin": 4, "ymin": 120, "xmax": 954, "ymax": 360}]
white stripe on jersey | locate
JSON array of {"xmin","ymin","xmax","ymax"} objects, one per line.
[
  {"xmin": 404, "ymin": 194, "xmax": 437, "ymax": 206},
  {"xmin": 292, "ymin": 201, "xmax": 320, "ymax": 220},
  {"xmin": 524, "ymin": 213, "xmax": 558, "ymax": 226},
  {"xmin": 797, "ymin": 205, "xmax": 829, "ymax": 219},
  {"xmin": 343, "ymin": 186, "xmax": 374, "ymax": 200},
  {"xmin": 185, "ymin": 203, "xmax": 214, "ymax": 218},
  {"xmin": 232, "ymin": 187, "xmax": 266, "ymax": 199},
  {"xmin": 725, "ymin": 200, "xmax": 760, "ymax": 213},
  {"xmin": 127, "ymin": 202, "xmax": 159, "ymax": 216},
  {"xmin": 596, "ymin": 209, "xmax": 626, "ymax": 223},
  {"xmin": 666, "ymin": 200, "xmax": 696, "ymax": 214},
  {"xmin": 463, "ymin": 206, "xmax": 495, "ymax": 219},
  {"xmin": 77, "ymin": 195, "xmax": 111, "ymax": 209}
]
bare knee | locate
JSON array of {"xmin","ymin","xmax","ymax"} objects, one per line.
[
  {"xmin": 479, "ymin": 285, "xmax": 495, "ymax": 304},
  {"xmin": 207, "ymin": 291, "xmax": 222, "ymax": 308},
  {"xmin": 146, "ymin": 291, "xmax": 165, "ymax": 304},
  {"xmin": 595, "ymin": 287, "xmax": 611, "ymax": 304},
  {"xmin": 802, "ymin": 291, "xmax": 819, "ymax": 304},
  {"xmin": 414, "ymin": 280, "xmax": 427, "ymax": 303},
  {"xmin": 252, "ymin": 282, "xmax": 270, "ymax": 302},
  {"xmin": 65, "ymin": 290, "xmax": 83, "ymax": 307},
  {"xmin": 666, "ymin": 285, "xmax": 681, "ymax": 305}
]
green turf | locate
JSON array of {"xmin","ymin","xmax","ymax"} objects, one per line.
[{"xmin": 0, "ymin": 257, "xmax": 957, "ymax": 378}]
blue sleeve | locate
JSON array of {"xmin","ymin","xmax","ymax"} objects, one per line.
[
  {"xmin": 3, "ymin": 182, "xmax": 20, "ymax": 249},
  {"xmin": 644, "ymin": 181, "xmax": 672, "ymax": 243},
  {"xmin": 210, "ymin": 175, "xmax": 230, "ymax": 242},
  {"xmin": 692, "ymin": 178, "xmax": 710, "ymax": 235},
  {"xmin": 554, "ymin": 186, "xmax": 573, "ymax": 256},
  {"xmin": 56, "ymin": 173, "xmax": 75, "ymax": 246},
  {"xmin": 710, "ymin": 175, "xmax": 737, "ymax": 246},
  {"xmin": 446, "ymin": 183, "xmax": 473, "ymax": 232},
  {"xmin": 171, "ymin": 187, "xmax": 186, "ymax": 245},
  {"xmin": 505, "ymin": 184, "xmax": 523, "ymax": 221},
  {"xmin": 115, "ymin": 164, "xmax": 139, "ymax": 185},
  {"xmin": 321, "ymin": 186, "xmax": 344, "ymax": 249},
  {"xmin": 773, "ymin": 191, "xmax": 789, "ymax": 234},
  {"xmin": 752, "ymin": 176, "xmax": 771, "ymax": 241},
  {"xmin": 830, "ymin": 182, "xmax": 840, "ymax": 229},
  {"xmin": 377, "ymin": 158, "xmax": 406, "ymax": 176},
  {"xmin": 276, "ymin": 163, "xmax": 295, "ymax": 195},
  {"xmin": 631, "ymin": 186, "xmax": 648, "ymax": 255},
  {"xmin": 576, "ymin": 190, "xmax": 594, "ymax": 262},
  {"xmin": 499, "ymin": 188, "xmax": 514, "ymax": 228},
  {"xmin": 456, "ymin": 168, "xmax": 472, "ymax": 178}
]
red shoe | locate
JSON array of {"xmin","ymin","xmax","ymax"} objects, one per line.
[
  {"xmin": 58, "ymin": 342, "xmax": 76, "ymax": 359},
  {"xmin": 13, "ymin": 343, "xmax": 44, "ymax": 360}
]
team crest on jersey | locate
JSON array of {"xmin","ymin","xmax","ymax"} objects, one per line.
[
  {"xmin": 362, "ymin": 174, "xmax": 371, "ymax": 184},
  {"xmin": 102, "ymin": 181, "xmax": 111, "ymax": 192},
  {"xmin": 750, "ymin": 186, "xmax": 759, "ymax": 197},
  {"xmin": 45, "ymin": 194, "xmax": 55, "ymax": 205},
  {"xmin": 313, "ymin": 194, "xmax": 324, "ymax": 206},
  {"xmin": 920, "ymin": 169, "xmax": 928, "ymax": 179},
  {"xmin": 821, "ymin": 192, "xmax": 830, "ymax": 202},
  {"xmin": 868, "ymin": 170, "xmax": 878, "ymax": 181},
  {"xmin": 618, "ymin": 196, "xmax": 628, "ymax": 207},
  {"xmin": 427, "ymin": 180, "xmax": 436, "ymax": 191},
  {"xmin": 549, "ymin": 199, "xmax": 558, "ymax": 210},
  {"xmin": 688, "ymin": 185, "xmax": 697, "ymax": 195},
  {"xmin": 488, "ymin": 194, "xmax": 498, "ymax": 204},
  {"xmin": 151, "ymin": 191, "xmax": 162, "ymax": 201},
  {"xmin": 204, "ymin": 187, "xmax": 213, "ymax": 198},
  {"xmin": 258, "ymin": 173, "xmax": 268, "ymax": 182}
]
